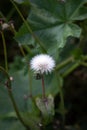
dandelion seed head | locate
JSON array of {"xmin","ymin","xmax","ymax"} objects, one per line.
[{"xmin": 30, "ymin": 54, "xmax": 55, "ymax": 74}]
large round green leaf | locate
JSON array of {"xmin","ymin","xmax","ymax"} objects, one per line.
[{"xmin": 15, "ymin": 0, "xmax": 87, "ymax": 58}]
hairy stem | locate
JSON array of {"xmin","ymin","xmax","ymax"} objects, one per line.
[
  {"xmin": 56, "ymin": 57, "xmax": 73, "ymax": 71},
  {"xmin": 82, "ymin": 55, "xmax": 87, "ymax": 61},
  {"xmin": 59, "ymin": 85, "xmax": 65, "ymax": 124},
  {"xmin": 56, "ymin": 72, "xmax": 65, "ymax": 125},
  {"xmin": 23, "ymin": 45, "xmax": 32, "ymax": 55},
  {"xmin": 62, "ymin": 62, "xmax": 80, "ymax": 78},
  {"xmin": 19, "ymin": 44, "xmax": 26, "ymax": 57},
  {"xmin": 41, "ymin": 75, "xmax": 46, "ymax": 99},
  {"xmin": 81, "ymin": 61, "xmax": 87, "ymax": 67},
  {"xmin": 1, "ymin": 31, "xmax": 8, "ymax": 72}
]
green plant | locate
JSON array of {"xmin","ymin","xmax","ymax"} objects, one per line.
[{"xmin": 0, "ymin": 0, "xmax": 87, "ymax": 129}]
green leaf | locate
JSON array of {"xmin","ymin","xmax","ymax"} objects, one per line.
[
  {"xmin": 36, "ymin": 94, "xmax": 55, "ymax": 124},
  {"xmin": 0, "ymin": 67, "xmax": 61, "ymax": 129},
  {"xmin": 15, "ymin": 0, "xmax": 87, "ymax": 58},
  {"xmin": 71, "ymin": 6, "xmax": 87, "ymax": 20},
  {"xmin": 0, "ymin": 69, "xmax": 61, "ymax": 129},
  {"xmin": 11, "ymin": 70, "xmax": 60, "ymax": 100},
  {"xmin": 22, "ymin": 113, "xmax": 41, "ymax": 130},
  {"xmin": 0, "ymin": 84, "xmax": 13, "ymax": 115}
]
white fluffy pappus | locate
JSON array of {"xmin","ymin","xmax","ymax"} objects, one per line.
[{"xmin": 30, "ymin": 54, "xmax": 55, "ymax": 74}]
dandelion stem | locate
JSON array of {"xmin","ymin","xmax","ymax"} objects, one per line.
[{"xmin": 41, "ymin": 75, "xmax": 46, "ymax": 99}]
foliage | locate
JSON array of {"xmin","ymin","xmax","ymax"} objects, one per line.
[{"xmin": 0, "ymin": 0, "xmax": 87, "ymax": 130}]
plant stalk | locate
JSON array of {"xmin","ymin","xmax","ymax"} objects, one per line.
[
  {"xmin": 81, "ymin": 61, "xmax": 87, "ymax": 67},
  {"xmin": 1, "ymin": 31, "xmax": 8, "ymax": 72},
  {"xmin": 56, "ymin": 57, "xmax": 73, "ymax": 71},
  {"xmin": 23, "ymin": 45, "xmax": 32, "ymax": 55},
  {"xmin": 62, "ymin": 62, "xmax": 80, "ymax": 78},
  {"xmin": 41, "ymin": 75, "xmax": 46, "ymax": 99},
  {"xmin": 59, "ymin": 85, "xmax": 65, "ymax": 125}
]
